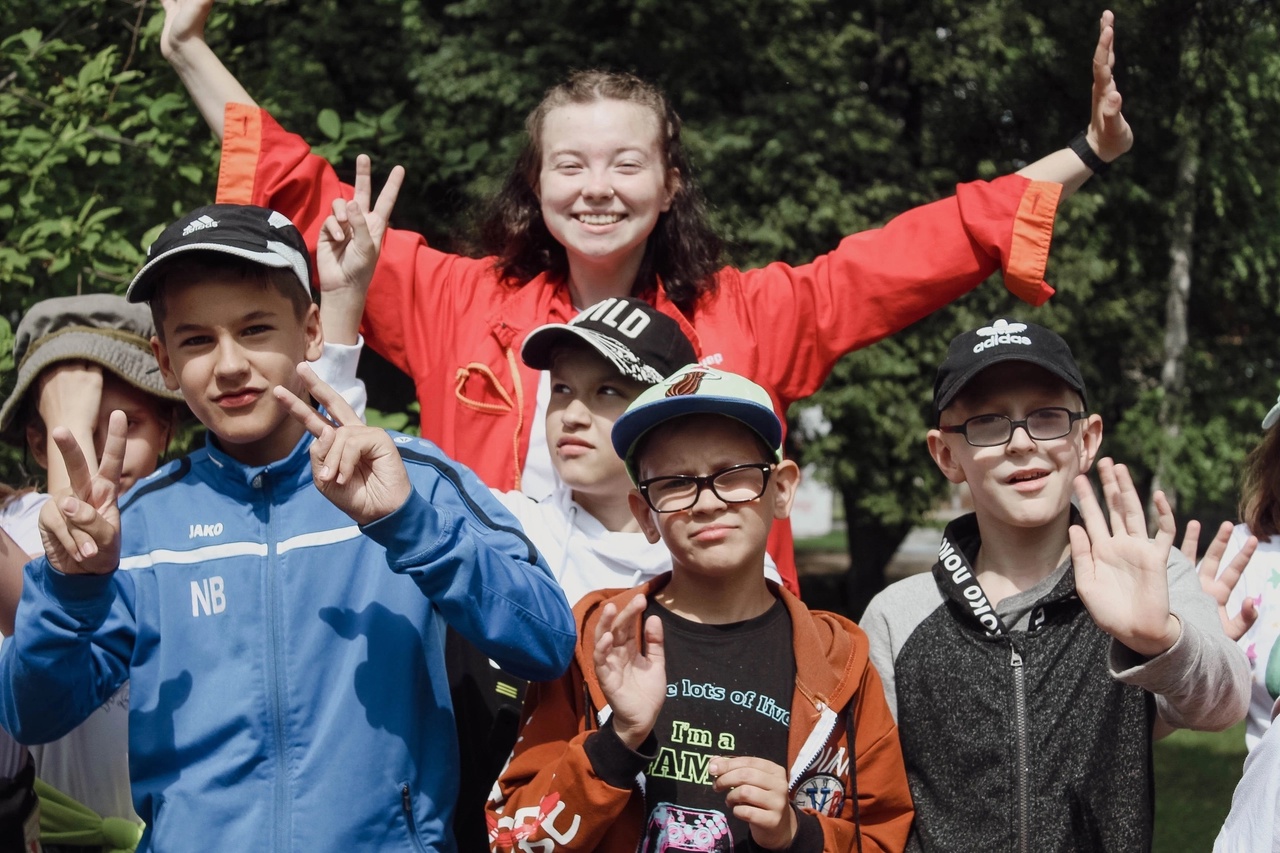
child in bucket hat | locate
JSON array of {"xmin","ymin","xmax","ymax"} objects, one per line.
[
  {"xmin": 488, "ymin": 365, "xmax": 912, "ymax": 852},
  {"xmin": 0, "ymin": 293, "xmax": 187, "ymax": 851},
  {"xmin": 860, "ymin": 318, "xmax": 1250, "ymax": 851}
]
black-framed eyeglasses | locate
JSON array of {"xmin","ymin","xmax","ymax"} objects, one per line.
[
  {"xmin": 637, "ymin": 462, "xmax": 774, "ymax": 513},
  {"xmin": 939, "ymin": 407, "xmax": 1088, "ymax": 447}
]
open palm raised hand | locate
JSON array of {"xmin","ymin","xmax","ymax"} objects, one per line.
[
  {"xmin": 273, "ymin": 363, "xmax": 411, "ymax": 525},
  {"xmin": 1071, "ymin": 458, "xmax": 1181, "ymax": 658},
  {"xmin": 593, "ymin": 594, "xmax": 666, "ymax": 750},
  {"xmin": 1182, "ymin": 519, "xmax": 1259, "ymax": 642},
  {"xmin": 1087, "ymin": 10, "xmax": 1133, "ymax": 162}
]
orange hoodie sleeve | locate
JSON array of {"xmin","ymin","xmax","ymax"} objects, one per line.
[
  {"xmin": 722, "ymin": 175, "xmax": 1061, "ymax": 406},
  {"xmin": 487, "ymin": 659, "xmax": 647, "ymax": 852}
]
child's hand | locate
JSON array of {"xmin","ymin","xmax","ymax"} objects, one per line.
[
  {"xmin": 274, "ymin": 363, "xmax": 411, "ymax": 525},
  {"xmin": 36, "ymin": 361, "xmax": 103, "ymax": 467},
  {"xmin": 1086, "ymin": 10, "xmax": 1132, "ymax": 163},
  {"xmin": 709, "ymin": 756, "xmax": 798, "ymax": 850},
  {"xmin": 593, "ymin": 593, "xmax": 665, "ymax": 750},
  {"xmin": 1071, "ymin": 458, "xmax": 1181, "ymax": 658},
  {"xmin": 37, "ymin": 411, "xmax": 126, "ymax": 576},
  {"xmin": 316, "ymin": 155, "xmax": 404, "ymax": 344},
  {"xmin": 160, "ymin": 0, "xmax": 214, "ymax": 61},
  {"xmin": 1183, "ymin": 519, "xmax": 1259, "ymax": 642}
]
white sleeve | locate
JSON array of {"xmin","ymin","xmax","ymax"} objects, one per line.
[
  {"xmin": 311, "ymin": 336, "xmax": 368, "ymax": 420},
  {"xmin": 1215, "ymin": 719, "xmax": 1280, "ymax": 852}
]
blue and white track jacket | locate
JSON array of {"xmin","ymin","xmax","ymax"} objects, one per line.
[{"xmin": 0, "ymin": 432, "xmax": 576, "ymax": 851}]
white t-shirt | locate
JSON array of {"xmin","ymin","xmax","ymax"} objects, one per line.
[
  {"xmin": 519, "ymin": 372, "xmax": 557, "ymax": 501},
  {"xmin": 0, "ymin": 492, "xmax": 140, "ymax": 824},
  {"xmin": 0, "ymin": 494, "xmax": 39, "ymax": 780},
  {"xmin": 1223, "ymin": 524, "xmax": 1280, "ymax": 752}
]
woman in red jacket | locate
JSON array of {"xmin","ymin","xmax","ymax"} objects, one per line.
[{"xmin": 161, "ymin": 0, "xmax": 1132, "ymax": 591}]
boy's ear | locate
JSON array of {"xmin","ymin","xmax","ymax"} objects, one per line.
[
  {"xmin": 303, "ymin": 303, "xmax": 324, "ymax": 363},
  {"xmin": 150, "ymin": 336, "xmax": 181, "ymax": 392},
  {"xmin": 628, "ymin": 490, "xmax": 663, "ymax": 544},
  {"xmin": 1077, "ymin": 414, "xmax": 1104, "ymax": 473},
  {"xmin": 927, "ymin": 429, "xmax": 968, "ymax": 485},
  {"xmin": 25, "ymin": 421, "xmax": 48, "ymax": 470},
  {"xmin": 768, "ymin": 459, "xmax": 801, "ymax": 520}
]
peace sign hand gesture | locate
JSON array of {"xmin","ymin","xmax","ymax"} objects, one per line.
[
  {"xmin": 1071, "ymin": 458, "xmax": 1181, "ymax": 658},
  {"xmin": 316, "ymin": 155, "xmax": 404, "ymax": 344},
  {"xmin": 273, "ymin": 363, "xmax": 411, "ymax": 525},
  {"xmin": 38, "ymin": 411, "xmax": 127, "ymax": 575}
]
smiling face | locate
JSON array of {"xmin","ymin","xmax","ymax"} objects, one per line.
[
  {"xmin": 151, "ymin": 273, "xmax": 322, "ymax": 467},
  {"xmin": 547, "ymin": 344, "xmax": 648, "ymax": 506},
  {"xmin": 629, "ymin": 414, "xmax": 798, "ymax": 580},
  {"xmin": 928, "ymin": 362, "xmax": 1102, "ymax": 536},
  {"xmin": 537, "ymin": 99, "xmax": 678, "ymax": 286}
]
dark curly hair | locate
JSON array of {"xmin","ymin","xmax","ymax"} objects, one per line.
[
  {"xmin": 1241, "ymin": 423, "xmax": 1280, "ymax": 539},
  {"xmin": 478, "ymin": 71, "xmax": 723, "ymax": 312}
]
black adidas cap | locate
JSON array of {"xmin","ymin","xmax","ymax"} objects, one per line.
[
  {"xmin": 126, "ymin": 204, "xmax": 313, "ymax": 303},
  {"xmin": 521, "ymin": 297, "xmax": 696, "ymax": 385},
  {"xmin": 933, "ymin": 319, "xmax": 1086, "ymax": 419}
]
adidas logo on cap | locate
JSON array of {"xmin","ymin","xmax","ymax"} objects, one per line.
[
  {"xmin": 182, "ymin": 215, "xmax": 219, "ymax": 237},
  {"xmin": 972, "ymin": 319, "xmax": 1032, "ymax": 353}
]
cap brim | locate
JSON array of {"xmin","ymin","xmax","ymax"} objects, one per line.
[
  {"xmin": 612, "ymin": 394, "xmax": 784, "ymax": 479},
  {"xmin": 936, "ymin": 352, "xmax": 1086, "ymax": 416},
  {"xmin": 126, "ymin": 241, "xmax": 308, "ymax": 303},
  {"xmin": 520, "ymin": 325, "xmax": 665, "ymax": 385},
  {"xmin": 1263, "ymin": 400, "xmax": 1280, "ymax": 430}
]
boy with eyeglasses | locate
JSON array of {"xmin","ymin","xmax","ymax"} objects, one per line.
[
  {"xmin": 488, "ymin": 365, "xmax": 913, "ymax": 852},
  {"xmin": 861, "ymin": 319, "xmax": 1249, "ymax": 851}
]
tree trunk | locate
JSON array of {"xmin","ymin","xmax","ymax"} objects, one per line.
[
  {"xmin": 838, "ymin": 484, "xmax": 915, "ymax": 620},
  {"xmin": 1149, "ymin": 134, "xmax": 1199, "ymax": 530}
]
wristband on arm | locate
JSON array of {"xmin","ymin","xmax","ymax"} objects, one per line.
[{"xmin": 1069, "ymin": 131, "xmax": 1110, "ymax": 175}]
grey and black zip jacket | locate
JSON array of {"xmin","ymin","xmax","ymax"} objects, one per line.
[{"xmin": 861, "ymin": 513, "xmax": 1249, "ymax": 853}]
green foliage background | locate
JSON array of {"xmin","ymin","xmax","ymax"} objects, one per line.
[{"xmin": 3, "ymin": 0, "xmax": 1280, "ymax": 607}]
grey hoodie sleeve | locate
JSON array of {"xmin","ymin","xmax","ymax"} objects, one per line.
[
  {"xmin": 860, "ymin": 593, "xmax": 900, "ymax": 721},
  {"xmin": 860, "ymin": 573, "xmax": 941, "ymax": 723},
  {"xmin": 1110, "ymin": 549, "xmax": 1251, "ymax": 731}
]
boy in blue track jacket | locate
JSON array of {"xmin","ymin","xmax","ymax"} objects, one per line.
[{"xmin": 0, "ymin": 202, "xmax": 576, "ymax": 852}]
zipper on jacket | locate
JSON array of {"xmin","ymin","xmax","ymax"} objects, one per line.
[
  {"xmin": 401, "ymin": 784, "xmax": 428, "ymax": 853},
  {"xmin": 1010, "ymin": 643, "xmax": 1030, "ymax": 853},
  {"xmin": 262, "ymin": 475, "xmax": 290, "ymax": 852}
]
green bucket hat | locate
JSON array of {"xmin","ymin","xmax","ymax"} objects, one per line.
[{"xmin": 0, "ymin": 294, "xmax": 184, "ymax": 441}]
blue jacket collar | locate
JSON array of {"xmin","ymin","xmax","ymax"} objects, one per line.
[{"xmin": 202, "ymin": 430, "xmax": 316, "ymax": 496}]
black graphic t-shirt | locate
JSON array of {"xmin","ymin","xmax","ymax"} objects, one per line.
[{"xmin": 640, "ymin": 598, "xmax": 794, "ymax": 852}]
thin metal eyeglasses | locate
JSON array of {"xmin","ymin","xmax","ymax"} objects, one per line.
[
  {"xmin": 939, "ymin": 407, "xmax": 1088, "ymax": 447},
  {"xmin": 637, "ymin": 462, "xmax": 774, "ymax": 513}
]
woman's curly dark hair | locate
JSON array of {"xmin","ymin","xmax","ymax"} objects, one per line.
[
  {"xmin": 1241, "ymin": 423, "xmax": 1280, "ymax": 539},
  {"xmin": 478, "ymin": 70, "xmax": 723, "ymax": 312}
]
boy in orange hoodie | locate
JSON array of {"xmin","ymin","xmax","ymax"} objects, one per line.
[{"xmin": 488, "ymin": 365, "xmax": 911, "ymax": 852}]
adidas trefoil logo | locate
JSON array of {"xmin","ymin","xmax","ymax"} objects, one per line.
[
  {"xmin": 972, "ymin": 318, "xmax": 1032, "ymax": 353},
  {"xmin": 182, "ymin": 214, "xmax": 219, "ymax": 237}
]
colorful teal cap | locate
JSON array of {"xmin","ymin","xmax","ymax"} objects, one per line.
[{"xmin": 611, "ymin": 364, "xmax": 783, "ymax": 483}]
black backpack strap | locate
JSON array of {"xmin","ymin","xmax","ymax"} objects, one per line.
[{"xmin": 844, "ymin": 698, "xmax": 863, "ymax": 853}]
